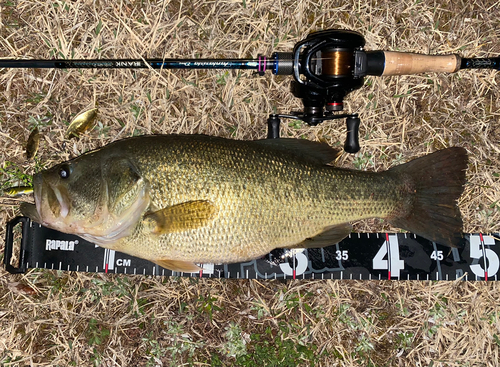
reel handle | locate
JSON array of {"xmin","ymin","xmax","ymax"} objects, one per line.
[{"xmin": 266, "ymin": 113, "xmax": 361, "ymax": 154}]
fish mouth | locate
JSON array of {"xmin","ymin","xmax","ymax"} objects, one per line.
[
  {"xmin": 20, "ymin": 174, "xmax": 44, "ymax": 223},
  {"xmin": 34, "ymin": 173, "xmax": 70, "ymax": 222},
  {"xmin": 33, "ymin": 173, "xmax": 43, "ymax": 219}
]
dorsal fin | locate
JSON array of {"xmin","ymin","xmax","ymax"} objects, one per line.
[{"xmin": 254, "ymin": 139, "xmax": 341, "ymax": 165}]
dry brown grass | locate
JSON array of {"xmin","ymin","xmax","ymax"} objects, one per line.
[{"xmin": 0, "ymin": 0, "xmax": 499, "ymax": 366}]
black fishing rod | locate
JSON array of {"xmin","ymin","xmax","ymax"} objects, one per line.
[{"xmin": 1, "ymin": 30, "xmax": 498, "ymax": 153}]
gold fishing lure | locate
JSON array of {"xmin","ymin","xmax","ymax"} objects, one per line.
[
  {"xmin": 65, "ymin": 108, "xmax": 99, "ymax": 139},
  {"xmin": 26, "ymin": 127, "xmax": 41, "ymax": 160}
]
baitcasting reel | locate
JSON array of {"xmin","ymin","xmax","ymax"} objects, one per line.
[{"xmin": 265, "ymin": 29, "xmax": 372, "ymax": 152}]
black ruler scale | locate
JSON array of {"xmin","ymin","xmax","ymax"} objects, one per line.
[{"xmin": 4, "ymin": 217, "xmax": 500, "ymax": 281}]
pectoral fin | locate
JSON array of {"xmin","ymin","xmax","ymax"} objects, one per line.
[
  {"xmin": 144, "ymin": 200, "xmax": 217, "ymax": 234},
  {"xmin": 153, "ymin": 259, "xmax": 201, "ymax": 272},
  {"xmin": 288, "ymin": 223, "xmax": 353, "ymax": 249}
]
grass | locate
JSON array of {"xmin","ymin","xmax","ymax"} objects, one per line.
[
  {"xmin": 1, "ymin": 274, "xmax": 500, "ymax": 365},
  {"xmin": 1, "ymin": 0, "xmax": 500, "ymax": 366},
  {"xmin": 0, "ymin": 161, "xmax": 32, "ymax": 189}
]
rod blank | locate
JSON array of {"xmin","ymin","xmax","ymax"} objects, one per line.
[{"xmin": 0, "ymin": 58, "xmax": 263, "ymax": 70}]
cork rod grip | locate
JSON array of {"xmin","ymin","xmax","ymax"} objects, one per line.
[{"xmin": 382, "ymin": 51, "xmax": 461, "ymax": 76}]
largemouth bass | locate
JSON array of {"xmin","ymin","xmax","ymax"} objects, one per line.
[{"xmin": 20, "ymin": 135, "xmax": 468, "ymax": 272}]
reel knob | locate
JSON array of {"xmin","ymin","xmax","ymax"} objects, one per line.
[{"xmin": 344, "ymin": 115, "xmax": 360, "ymax": 153}]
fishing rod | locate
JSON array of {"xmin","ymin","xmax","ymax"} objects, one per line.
[{"xmin": 1, "ymin": 29, "xmax": 498, "ymax": 153}]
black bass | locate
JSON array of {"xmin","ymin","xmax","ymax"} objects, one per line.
[{"xmin": 20, "ymin": 135, "xmax": 468, "ymax": 272}]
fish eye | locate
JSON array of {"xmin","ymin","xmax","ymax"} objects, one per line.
[{"xmin": 59, "ymin": 165, "xmax": 71, "ymax": 179}]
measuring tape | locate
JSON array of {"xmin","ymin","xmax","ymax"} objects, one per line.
[{"xmin": 3, "ymin": 217, "xmax": 500, "ymax": 281}]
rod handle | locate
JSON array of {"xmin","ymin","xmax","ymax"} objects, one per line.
[{"xmin": 381, "ymin": 51, "xmax": 461, "ymax": 76}]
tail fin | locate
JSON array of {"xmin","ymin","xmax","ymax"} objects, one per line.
[{"xmin": 388, "ymin": 147, "xmax": 468, "ymax": 247}]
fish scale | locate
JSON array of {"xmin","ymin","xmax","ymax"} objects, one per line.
[{"xmin": 20, "ymin": 135, "xmax": 467, "ymax": 272}]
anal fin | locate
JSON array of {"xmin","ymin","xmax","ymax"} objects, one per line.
[{"xmin": 288, "ymin": 223, "xmax": 353, "ymax": 249}]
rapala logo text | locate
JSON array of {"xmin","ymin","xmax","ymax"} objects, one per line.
[
  {"xmin": 115, "ymin": 61, "xmax": 141, "ymax": 67},
  {"xmin": 45, "ymin": 239, "xmax": 78, "ymax": 251}
]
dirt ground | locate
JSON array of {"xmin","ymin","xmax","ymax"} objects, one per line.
[{"xmin": 0, "ymin": 0, "xmax": 499, "ymax": 366}]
